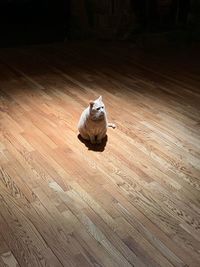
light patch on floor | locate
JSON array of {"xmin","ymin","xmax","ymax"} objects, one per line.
[
  {"xmin": 49, "ymin": 181, "xmax": 64, "ymax": 192},
  {"xmin": 1, "ymin": 251, "xmax": 19, "ymax": 267}
]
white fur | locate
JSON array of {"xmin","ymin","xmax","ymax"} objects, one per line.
[{"xmin": 78, "ymin": 96, "xmax": 115, "ymax": 144}]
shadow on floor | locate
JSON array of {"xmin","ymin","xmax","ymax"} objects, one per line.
[{"xmin": 78, "ymin": 134, "xmax": 108, "ymax": 152}]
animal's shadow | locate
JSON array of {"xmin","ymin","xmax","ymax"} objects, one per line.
[{"xmin": 78, "ymin": 134, "xmax": 108, "ymax": 152}]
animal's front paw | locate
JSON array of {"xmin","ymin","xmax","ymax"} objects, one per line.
[
  {"xmin": 90, "ymin": 139, "xmax": 96, "ymax": 145},
  {"xmin": 96, "ymin": 139, "xmax": 102, "ymax": 144}
]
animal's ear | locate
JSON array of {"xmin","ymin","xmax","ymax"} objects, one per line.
[
  {"xmin": 89, "ymin": 101, "xmax": 94, "ymax": 107},
  {"xmin": 99, "ymin": 96, "xmax": 102, "ymax": 101}
]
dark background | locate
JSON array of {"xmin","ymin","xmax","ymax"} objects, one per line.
[
  {"xmin": 0, "ymin": 0, "xmax": 199, "ymax": 47},
  {"xmin": 0, "ymin": 0, "xmax": 70, "ymax": 46}
]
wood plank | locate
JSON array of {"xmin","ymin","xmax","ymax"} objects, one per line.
[{"xmin": 0, "ymin": 42, "xmax": 200, "ymax": 267}]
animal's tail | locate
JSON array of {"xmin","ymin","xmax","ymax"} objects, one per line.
[{"xmin": 108, "ymin": 123, "xmax": 116, "ymax": 129}]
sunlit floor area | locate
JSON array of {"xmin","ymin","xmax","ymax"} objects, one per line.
[{"xmin": 0, "ymin": 42, "xmax": 200, "ymax": 267}]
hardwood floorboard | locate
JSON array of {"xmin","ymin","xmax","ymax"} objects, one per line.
[{"xmin": 0, "ymin": 42, "xmax": 200, "ymax": 266}]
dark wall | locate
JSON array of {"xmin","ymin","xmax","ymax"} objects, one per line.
[
  {"xmin": 0, "ymin": 0, "xmax": 199, "ymax": 46},
  {"xmin": 69, "ymin": 0, "xmax": 200, "ymax": 42},
  {"xmin": 0, "ymin": 0, "xmax": 70, "ymax": 46}
]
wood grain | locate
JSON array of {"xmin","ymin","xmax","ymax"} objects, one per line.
[{"xmin": 0, "ymin": 42, "xmax": 200, "ymax": 267}]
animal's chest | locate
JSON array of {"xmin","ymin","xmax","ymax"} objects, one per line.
[{"xmin": 87, "ymin": 120, "xmax": 107, "ymax": 135}]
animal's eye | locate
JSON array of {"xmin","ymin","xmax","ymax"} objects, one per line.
[
  {"xmin": 102, "ymin": 106, "xmax": 104, "ymax": 109},
  {"xmin": 97, "ymin": 107, "xmax": 101, "ymax": 111}
]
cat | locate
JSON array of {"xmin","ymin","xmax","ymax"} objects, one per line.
[{"xmin": 78, "ymin": 96, "xmax": 116, "ymax": 144}]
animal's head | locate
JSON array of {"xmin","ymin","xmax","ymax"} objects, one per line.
[{"xmin": 89, "ymin": 96, "xmax": 105, "ymax": 120}]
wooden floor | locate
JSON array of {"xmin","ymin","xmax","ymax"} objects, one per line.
[{"xmin": 0, "ymin": 42, "xmax": 200, "ymax": 267}]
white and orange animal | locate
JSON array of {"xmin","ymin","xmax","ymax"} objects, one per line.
[{"xmin": 78, "ymin": 96, "xmax": 115, "ymax": 144}]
